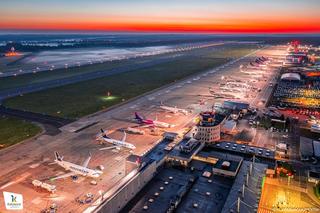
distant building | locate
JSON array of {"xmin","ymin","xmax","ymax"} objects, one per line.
[
  {"xmin": 234, "ymin": 129, "xmax": 255, "ymax": 144},
  {"xmin": 311, "ymin": 123, "xmax": 320, "ymax": 134},
  {"xmin": 212, "ymin": 159, "xmax": 242, "ymax": 178},
  {"xmin": 280, "ymin": 73, "xmax": 301, "ymax": 81},
  {"xmin": 283, "ymin": 52, "xmax": 308, "ymax": 66},
  {"xmin": 305, "ymin": 71, "xmax": 320, "ymax": 79},
  {"xmin": 308, "ymin": 171, "xmax": 320, "ymax": 184},
  {"xmin": 194, "ymin": 111, "xmax": 226, "ymax": 143},
  {"xmin": 4, "ymin": 47, "xmax": 21, "ymax": 57},
  {"xmin": 163, "ymin": 132, "xmax": 179, "ymax": 141},
  {"xmin": 300, "ymin": 136, "xmax": 314, "ymax": 159},
  {"xmin": 221, "ymin": 119, "xmax": 237, "ymax": 135},
  {"xmin": 313, "ymin": 140, "xmax": 320, "ymax": 158},
  {"xmin": 166, "ymin": 138, "xmax": 204, "ymax": 166},
  {"xmin": 223, "ymin": 100, "xmax": 249, "ymax": 111}
]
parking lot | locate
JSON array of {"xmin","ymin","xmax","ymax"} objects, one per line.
[
  {"xmin": 271, "ymin": 65, "xmax": 320, "ymax": 118},
  {"xmin": 212, "ymin": 141, "xmax": 275, "ymax": 159}
]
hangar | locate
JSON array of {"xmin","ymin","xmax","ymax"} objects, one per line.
[{"xmin": 280, "ymin": 72, "xmax": 301, "ymax": 81}]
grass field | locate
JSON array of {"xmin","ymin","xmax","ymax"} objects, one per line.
[
  {"xmin": 4, "ymin": 44, "xmax": 257, "ymax": 118},
  {"xmin": 0, "ymin": 116, "xmax": 42, "ymax": 149}
]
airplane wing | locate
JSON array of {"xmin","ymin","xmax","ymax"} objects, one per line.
[
  {"xmin": 82, "ymin": 153, "xmax": 92, "ymax": 168},
  {"xmin": 122, "ymin": 132, "xmax": 127, "ymax": 142},
  {"xmin": 99, "ymin": 146, "xmax": 119, "ymax": 151},
  {"xmin": 95, "ymin": 134, "xmax": 103, "ymax": 140},
  {"xmin": 50, "ymin": 172, "xmax": 76, "ymax": 181},
  {"xmin": 139, "ymin": 124, "xmax": 155, "ymax": 128}
]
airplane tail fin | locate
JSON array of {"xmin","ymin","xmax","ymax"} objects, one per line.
[
  {"xmin": 54, "ymin": 152, "xmax": 63, "ymax": 161},
  {"xmin": 134, "ymin": 112, "xmax": 142, "ymax": 121},
  {"xmin": 100, "ymin": 128, "xmax": 108, "ymax": 138}
]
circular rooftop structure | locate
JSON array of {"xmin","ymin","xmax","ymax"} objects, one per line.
[
  {"xmin": 222, "ymin": 161, "xmax": 231, "ymax": 168},
  {"xmin": 281, "ymin": 73, "xmax": 301, "ymax": 81}
]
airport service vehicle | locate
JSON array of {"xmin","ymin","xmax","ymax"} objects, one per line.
[
  {"xmin": 50, "ymin": 152, "xmax": 103, "ymax": 180},
  {"xmin": 134, "ymin": 112, "xmax": 175, "ymax": 128},
  {"xmin": 32, "ymin": 180, "xmax": 56, "ymax": 193},
  {"xmin": 98, "ymin": 129, "xmax": 136, "ymax": 150},
  {"xmin": 126, "ymin": 127, "xmax": 145, "ymax": 135},
  {"xmin": 159, "ymin": 104, "xmax": 188, "ymax": 115}
]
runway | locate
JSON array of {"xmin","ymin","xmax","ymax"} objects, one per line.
[{"xmin": 0, "ymin": 42, "xmax": 231, "ymax": 102}]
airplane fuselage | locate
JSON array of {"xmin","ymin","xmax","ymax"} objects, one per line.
[
  {"xmin": 160, "ymin": 106, "xmax": 188, "ymax": 115},
  {"xmin": 102, "ymin": 138, "xmax": 136, "ymax": 150},
  {"xmin": 139, "ymin": 119, "xmax": 173, "ymax": 128},
  {"xmin": 135, "ymin": 112, "xmax": 174, "ymax": 128},
  {"xmin": 153, "ymin": 120, "xmax": 174, "ymax": 128},
  {"xmin": 56, "ymin": 160, "xmax": 102, "ymax": 178}
]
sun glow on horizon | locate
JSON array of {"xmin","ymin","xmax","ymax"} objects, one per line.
[{"xmin": 0, "ymin": 0, "xmax": 319, "ymax": 33}]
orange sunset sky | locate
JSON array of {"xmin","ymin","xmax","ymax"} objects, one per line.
[{"xmin": 0, "ymin": 0, "xmax": 319, "ymax": 33}]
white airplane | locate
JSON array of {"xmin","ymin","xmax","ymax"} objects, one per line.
[
  {"xmin": 98, "ymin": 129, "xmax": 136, "ymax": 150},
  {"xmin": 226, "ymin": 81, "xmax": 249, "ymax": 87},
  {"xmin": 50, "ymin": 152, "xmax": 103, "ymax": 180},
  {"xmin": 159, "ymin": 104, "xmax": 188, "ymax": 115},
  {"xmin": 135, "ymin": 112, "xmax": 175, "ymax": 128},
  {"xmin": 220, "ymin": 86, "xmax": 245, "ymax": 93},
  {"xmin": 240, "ymin": 68, "xmax": 265, "ymax": 74},
  {"xmin": 210, "ymin": 88, "xmax": 242, "ymax": 99}
]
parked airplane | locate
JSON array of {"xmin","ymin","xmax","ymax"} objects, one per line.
[
  {"xmin": 159, "ymin": 104, "xmax": 188, "ymax": 115},
  {"xmin": 98, "ymin": 129, "xmax": 136, "ymax": 150},
  {"xmin": 134, "ymin": 112, "xmax": 175, "ymax": 128},
  {"xmin": 50, "ymin": 152, "xmax": 103, "ymax": 180},
  {"xmin": 209, "ymin": 88, "xmax": 241, "ymax": 99},
  {"xmin": 220, "ymin": 86, "xmax": 245, "ymax": 93},
  {"xmin": 250, "ymin": 62, "xmax": 259, "ymax": 67},
  {"xmin": 226, "ymin": 82, "xmax": 250, "ymax": 89},
  {"xmin": 240, "ymin": 70, "xmax": 265, "ymax": 75}
]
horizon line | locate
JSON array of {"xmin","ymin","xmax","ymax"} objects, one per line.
[{"xmin": 0, "ymin": 29, "xmax": 320, "ymax": 36}]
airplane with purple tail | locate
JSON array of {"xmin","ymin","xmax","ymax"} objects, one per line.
[{"xmin": 134, "ymin": 112, "xmax": 175, "ymax": 128}]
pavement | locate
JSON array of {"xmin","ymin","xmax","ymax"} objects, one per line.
[
  {"xmin": 0, "ymin": 45, "xmax": 287, "ymax": 212},
  {"xmin": 259, "ymin": 177, "xmax": 320, "ymax": 213}
]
